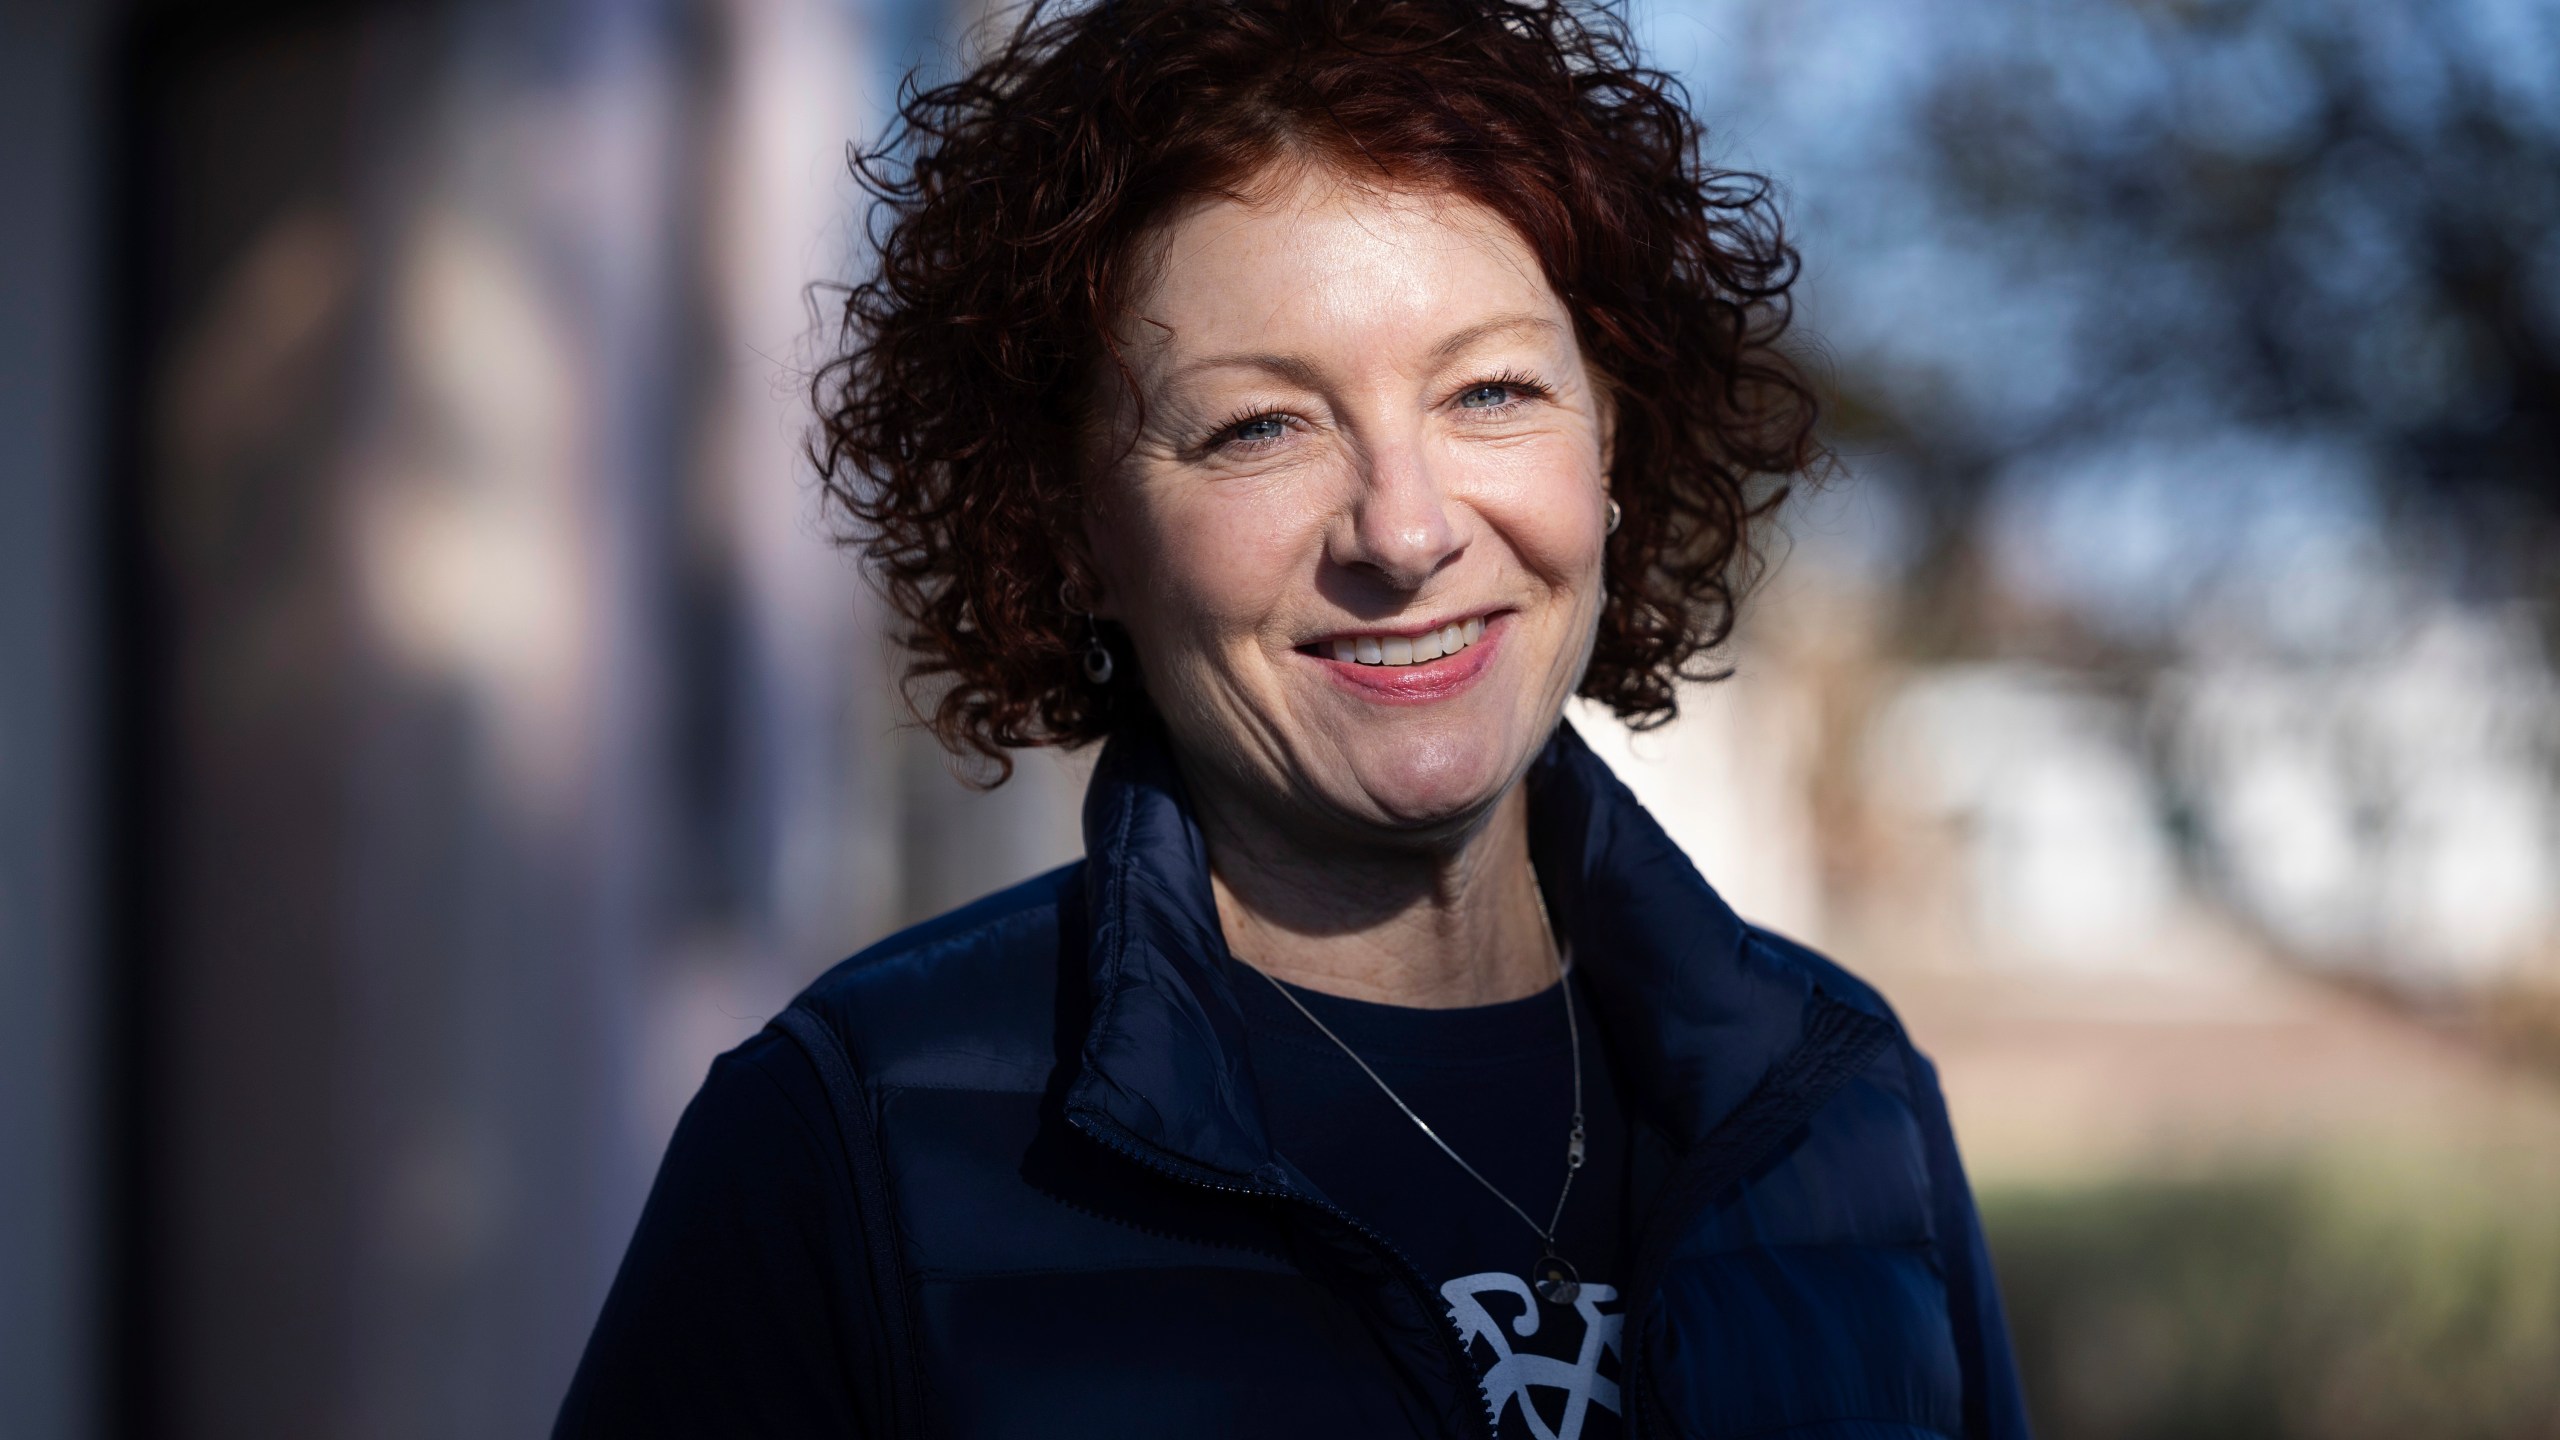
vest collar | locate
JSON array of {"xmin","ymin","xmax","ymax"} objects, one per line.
[{"xmin": 1062, "ymin": 718, "xmax": 1837, "ymax": 1180}]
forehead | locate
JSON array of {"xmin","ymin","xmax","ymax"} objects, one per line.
[{"xmin": 1117, "ymin": 167, "xmax": 1567, "ymax": 362}]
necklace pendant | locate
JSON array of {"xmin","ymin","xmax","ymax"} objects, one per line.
[{"xmin": 1533, "ymin": 1253, "xmax": 1582, "ymax": 1305}]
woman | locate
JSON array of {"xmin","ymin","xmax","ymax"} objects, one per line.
[{"xmin": 560, "ymin": 0, "xmax": 2028, "ymax": 1435}]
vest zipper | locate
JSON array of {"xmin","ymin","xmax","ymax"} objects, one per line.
[{"xmin": 1068, "ymin": 1111, "xmax": 1499, "ymax": 1440}]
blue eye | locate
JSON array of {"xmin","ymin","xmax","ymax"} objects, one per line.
[
  {"xmin": 1459, "ymin": 383, "xmax": 1514, "ymax": 408},
  {"xmin": 1232, "ymin": 415, "xmax": 1287, "ymax": 444}
]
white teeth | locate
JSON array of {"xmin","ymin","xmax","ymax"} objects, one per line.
[{"xmin": 1322, "ymin": 618, "xmax": 1488, "ymax": 667}]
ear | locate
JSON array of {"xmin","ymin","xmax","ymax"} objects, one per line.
[
  {"xmin": 1071, "ymin": 375, "xmax": 1146, "ymax": 624},
  {"xmin": 1594, "ymin": 381, "xmax": 1619, "ymax": 492},
  {"xmin": 1065, "ymin": 522, "xmax": 1122, "ymax": 622}
]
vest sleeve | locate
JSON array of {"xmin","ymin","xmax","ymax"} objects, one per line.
[
  {"xmin": 554, "ymin": 1031, "xmax": 874, "ymax": 1438},
  {"xmin": 1909, "ymin": 1044, "xmax": 2036, "ymax": 1440}
]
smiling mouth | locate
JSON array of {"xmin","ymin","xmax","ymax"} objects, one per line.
[{"xmin": 1300, "ymin": 615, "xmax": 1488, "ymax": 668}]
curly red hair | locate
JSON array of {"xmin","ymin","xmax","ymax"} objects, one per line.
[{"xmin": 812, "ymin": 0, "xmax": 1819, "ymax": 779}]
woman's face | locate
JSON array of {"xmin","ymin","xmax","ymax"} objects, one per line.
[{"xmin": 1086, "ymin": 165, "xmax": 1613, "ymax": 845}]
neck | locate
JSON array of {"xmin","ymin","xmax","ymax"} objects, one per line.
[{"xmin": 1193, "ymin": 778, "xmax": 1558, "ymax": 1010}]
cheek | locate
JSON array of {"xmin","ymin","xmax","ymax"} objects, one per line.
[
  {"xmin": 1471, "ymin": 443, "xmax": 1607, "ymax": 593},
  {"xmin": 1100, "ymin": 480, "xmax": 1314, "ymax": 660},
  {"xmin": 1529, "ymin": 504, "xmax": 1607, "ymax": 595}
]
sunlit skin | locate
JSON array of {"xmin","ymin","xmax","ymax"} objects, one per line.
[{"xmin": 1084, "ymin": 164, "xmax": 1615, "ymax": 1007}]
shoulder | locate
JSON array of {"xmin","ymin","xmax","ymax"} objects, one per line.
[
  {"xmin": 1736, "ymin": 921, "xmax": 1945, "ymax": 1111},
  {"xmin": 790, "ymin": 860, "xmax": 1086, "ymax": 1094},
  {"xmin": 1740, "ymin": 922, "xmax": 1908, "ymax": 1037},
  {"xmin": 561, "ymin": 1035, "xmax": 871, "ymax": 1434}
]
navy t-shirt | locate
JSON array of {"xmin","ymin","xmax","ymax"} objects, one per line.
[{"xmin": 1230, "ymin": 965, "xmax": 1630, "ymax": 1440}]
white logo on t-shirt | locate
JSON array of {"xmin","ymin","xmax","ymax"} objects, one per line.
[{"xmin": 1440, "ymin": 1272, "xmax": 1623, "ymax": 1440}]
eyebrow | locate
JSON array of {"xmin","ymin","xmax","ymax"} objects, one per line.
[
  {"xmin": 1425, "ymin": 313, "xmax": 1564, "ymax": 363},
  {"xmin": 1172, "ymin": 351, "xmax": 1329, "ymax": 389},
  {"xmin": 1169, "ymin": 313, "xmax": 1564, "ymax": 387}
]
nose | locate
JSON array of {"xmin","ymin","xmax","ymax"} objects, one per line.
[{"xmin": 1332, "ymin": 430, "xmax": 1463, "ymax": 593}]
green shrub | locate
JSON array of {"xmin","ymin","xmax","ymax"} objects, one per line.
[{"xmin": 1982, "ymin": 1165, "xmax": 2560, "ymax": 1440}]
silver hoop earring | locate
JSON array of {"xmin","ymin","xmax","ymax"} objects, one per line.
[
  {"xmin": 1080, "ymin": 615, "xmax": 1115, "ymax": 686},
  {"xmin": 1061, "ymin": 578, "xmax": 1115, "ymax": 686},
  {"xmin": 1604, "ymin": 497, "xmax": 1622, "ymax": 536}
]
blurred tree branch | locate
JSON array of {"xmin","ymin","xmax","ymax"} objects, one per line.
[{"xmin": 1826, "ymin": 0, "xmax": 2560, "ymax": 653}]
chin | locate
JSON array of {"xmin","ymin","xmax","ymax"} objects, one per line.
[{"xmin": 1336, "ymin": 728, "xmax": 1522, "ymax": 833}]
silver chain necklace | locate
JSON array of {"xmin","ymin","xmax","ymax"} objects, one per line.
[{"xmin": 1242, "ymin": 868, "xmax": 1590, "ymax": 1303}]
